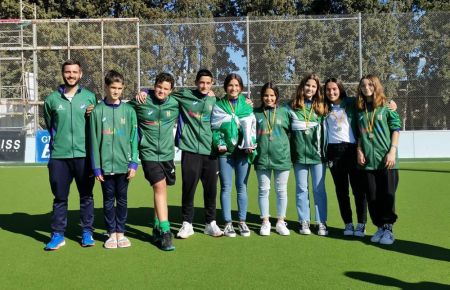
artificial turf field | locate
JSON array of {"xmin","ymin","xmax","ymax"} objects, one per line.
[{"xmin": 0, "ymin": 161, "xmax": 449, "ymax": 289}]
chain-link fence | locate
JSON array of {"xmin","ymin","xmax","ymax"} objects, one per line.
[{"xmin": 1, "ymin": 13, "xmax": 449, "ymax": 135}]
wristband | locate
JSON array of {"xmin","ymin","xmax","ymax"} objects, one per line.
[{"xmin": 390, "ymin": 145, "xmax": 398, "ymax": 149}]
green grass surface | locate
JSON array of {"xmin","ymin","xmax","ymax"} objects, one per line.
[{"xmin": 0, "ymin": 162, "xmax": 449, "ymax": 289}]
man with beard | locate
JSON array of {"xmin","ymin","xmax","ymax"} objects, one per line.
[{"xmin": 43, "ymin": 60, "xmax": 97, "ymax": 250}]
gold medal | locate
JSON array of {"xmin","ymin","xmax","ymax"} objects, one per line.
[
  {"xmin": 263, "ymin": 106, "xmax": 277, "ymax": 143},
  {"xmin": 365, "ymin": 107, "xmax": 377, "ymax": 140}
]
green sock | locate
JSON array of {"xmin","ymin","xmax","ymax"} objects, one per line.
[
  {"xmin": 154, "ymin": 217, "xmax": 160, "ymax": 229},
  {"xmin": 160, "ymin": 220, "xmax": 170, "ymax": 233}
]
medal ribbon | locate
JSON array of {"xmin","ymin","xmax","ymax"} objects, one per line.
[
  {"xmin": 302, "ymin": 103, "xmax": 314, "ymax": 129},
  {"xmin": 263, "ymin": 106, "xmax": 277, "ymax": 138},
  {"xmin": 365, "ymin": 107, "xmax": 377, "ymax": 136}
]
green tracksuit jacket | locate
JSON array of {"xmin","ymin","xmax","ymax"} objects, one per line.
[
  {"xmin": 172, "ymin": 89, "xmax": 216, "ymax": 156},
  {"xmin": 43, "ymin": 86, "xmax": 97, "ymax": 159},
  {"xmin": 90, "ymin": 100, "xmax": 138, "ymax": 175},
  {"xmin": 288, "ymin": 102, "xmax": 325, "ymax": 165},
  {"xmin": 129, "ymin": 92, "xmax": 179, "ymax": 162},
  {"xmin": 253, "ymin": 105, "xmax": 291, "ymax": 171},
  {"xmin": 357, "ymin": 104, "xmax": 401, "ymax": 170}
]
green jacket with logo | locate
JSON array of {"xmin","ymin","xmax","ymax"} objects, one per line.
[
  {"xmin": 90, "ymin": 100, "xmax": 138, "ymax": 175},
  {"xmin": 357, "ymin": 104, "xmax": 401, "ymax": 170},
  {"xmin": 129, "ymin": 92, "xmax": 179, "ymax": 161},
  {"xmin": 43, "ymin": 86, "xmax": 97, "ymax": 159},
  {"xmin": 253, "ymin": 105, "xmax": 291, "ymax": 171},
  {"xmin": 172, "ymin": 89, "xmax": 216, "ymax": 156},
  {"xmin": 288, "ymin": 102, "xmax": 325, "ymax": 165}
]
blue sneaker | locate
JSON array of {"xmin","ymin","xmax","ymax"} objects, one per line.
[
  {"xmin": 81, "ymin": 230, "xmax": 95, "ymax": 247},
  {"xmin": 45, "ymin": 233, "xmax": 65, "ymax": 251}
]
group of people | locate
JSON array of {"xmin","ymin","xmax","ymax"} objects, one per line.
[{"xmin": 43, "ymin": 59, "xmax": 401, "ymax": 252}]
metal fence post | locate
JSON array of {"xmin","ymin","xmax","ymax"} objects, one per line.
[
  {"xmin": 358, "ymin": 12, "xmax": 362, "ymax": 79},
  {"xmin": 246, "ymin": 16, "xmax": 251, "ymax": 97},
  {"xmin": 137, "ymin": 19, "xmax": 140, "ymax": 92},
  {"xmin": 101, "ymin": 19, "xmax": 104, "ymax": 98}
]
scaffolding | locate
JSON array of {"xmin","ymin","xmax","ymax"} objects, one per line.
[{"xmin": 0, "ymin": 0, "xmax": 37, "ymax": 134}]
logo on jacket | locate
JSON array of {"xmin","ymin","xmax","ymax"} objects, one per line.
[
  {"xmin": 166, "ymin": 111, "xmax": 171, "ymax": 117},
  {"xmin": 193, "ymin": 101, "xmax": 198, "ymax": 105},
  {"xmin": 57, "ymin": 104, "xmax": 65, "ymax": 111},
  {"xmin": 148, "ymin": 110, "xmax": 153, "ymax": 115},
  {"xmin": 102, "ymin": 117, "xmax": 107, "ymax": 122},
  {"xmin": 121, "ymin": 117, "xmax": 126, "ymax": 124},
  {"xmin": 80, "ymin": 104, "xmax": 86, "ymax": 109}
]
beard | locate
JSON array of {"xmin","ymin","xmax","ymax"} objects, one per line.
[{"xmin": 63, "ymin": 77, "xmax": 80, "ymax": 88}]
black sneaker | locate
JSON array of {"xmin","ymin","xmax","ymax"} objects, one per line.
[
  {"xmin": 153, "ymin": 228, "xmax": 162, "ymax": 244},
  {"xmin": 160, "ymin": 231, "xmax": 175, "ymax": 251}
]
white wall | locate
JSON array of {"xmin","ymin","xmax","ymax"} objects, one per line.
[
  {"xmin": 23, "ymin": 130, "xmax": 450, "ymax": 163},
  {"xmin": 399, "ymin": 130, "xmax": 450, "ymax": 158}
]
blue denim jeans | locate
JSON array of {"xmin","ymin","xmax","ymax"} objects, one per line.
[
  {"xmin": 293, "ymin": 163, "xmax": 327, "ymax": 223},
  {"xmin": 219, "ymin": 153, "xmax": 250, "ymax": 222},
  {"xmin": 256, "ymin": 169, "xmax": 290, "ymax": 219}
]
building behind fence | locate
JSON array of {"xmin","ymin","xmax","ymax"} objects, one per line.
[{"xmin": 0, "ymin": 13, "xmax": 449, "ymax": 136}]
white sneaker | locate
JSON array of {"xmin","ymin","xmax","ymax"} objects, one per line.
[
  {"xmin": 238, "ymin": 222, "xmax": 251, "ymax": 237},
  {"xmin": 276, "ymin": 221, "xmax": 290, "ymax": 236},
  {"xmin": 370, "ymin": 227, "xmax": 385, "ymax": 243},
  {"xmin": 343, "ymin": 223, "xmax": 354, "ymax": 236},
  {"xmin": 317, "ymin": 223, "xmax": 328, "ymax": 236},
  {"xmin": 204, "ymin": 220, "xmax": 223, "ymax": 237},
  {"xmin": 299, "ymin": 221, "xmax": 311, "ymax": 235},
  {"xmin": 259, "ymin": 221, "xmax": 271, "ymax": 236},
  {"xmin": 379, "ymin": 229, "xmax": 395, "ymax": 245},
  {"xmin": 176, "ymin": 221, "xmax": 194, "ymax": 239},
  {"xmin": 354, "ymin": 223, "xmax": 366, "ymax": 237},
  {"xmin": 223, "ymin": 222, "xmax": 236, "ymax": 238}
]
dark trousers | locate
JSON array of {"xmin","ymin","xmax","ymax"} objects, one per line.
[
  {"xmin": 327, "ymin": 143, "xmax": 367, "ymax": 224},
  {"xmin": 101, "ymin": 174, "xmax": 129, "ymax": 234},
  {"xmin": 181, "ymin": 151, "xmax": 219, "ymax": 224},
  {"xmin": 364, "ymin": 169, "xmax": 399, "ymax": 227},
  {"xmin": 48, "ymin": 158, "xmax": 95, "ymax": 234}
]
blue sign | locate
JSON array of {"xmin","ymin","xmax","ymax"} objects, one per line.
[{"xmin": 36, "ymin": 130, "xmax": 50, "ymax": 163}]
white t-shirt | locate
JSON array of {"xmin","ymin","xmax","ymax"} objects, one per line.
[{"xmin": 326, "ymin": 104, "xmax": 356, "ymax": 144}]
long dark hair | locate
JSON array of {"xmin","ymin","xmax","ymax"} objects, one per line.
[
  {"xmin": 324, "ymin": 77, "xmax": 347, "ymax": 107},
  {"xmin": 259, "ymin": 82, "xmax": 280, "ymax": 108},
  {"xmin": 223, "ymin": 73, "xmax": 244, "ymax": 92}
]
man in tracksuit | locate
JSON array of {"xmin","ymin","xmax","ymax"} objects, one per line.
[
  {"xmin": 43, "ymin": 60, "xmax": 97, "ymax": 250},
  {"xmin": 129, "ymin": 73, "xmax": 179, "ymax": 251}
]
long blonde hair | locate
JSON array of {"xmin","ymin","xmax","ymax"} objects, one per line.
[
  {"xmin": 356, "ymin": 74, "xmax": 386, "ymax": 110},
  {"xmin": 290, "ymin": 73, "xmax": 327, "ymax": 116}
]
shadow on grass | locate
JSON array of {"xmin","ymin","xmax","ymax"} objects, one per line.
[
  {"xmin": 0, "ymin": 208, "xmax": 157, "ymax": 248},
  {"xmin": 1, "ymin": 207, "xmax": 449, "ymax": 261},
  {"xmin": 344, "ymin": 271, "xmax": 450, "ymax": 290},
  {"xmin": 400, "ymin": 168, "xmax": 450, "ymax": 173},
  {"xmin": 321, "ymin": 224, "xmax": 450, "ymax": 263}
]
